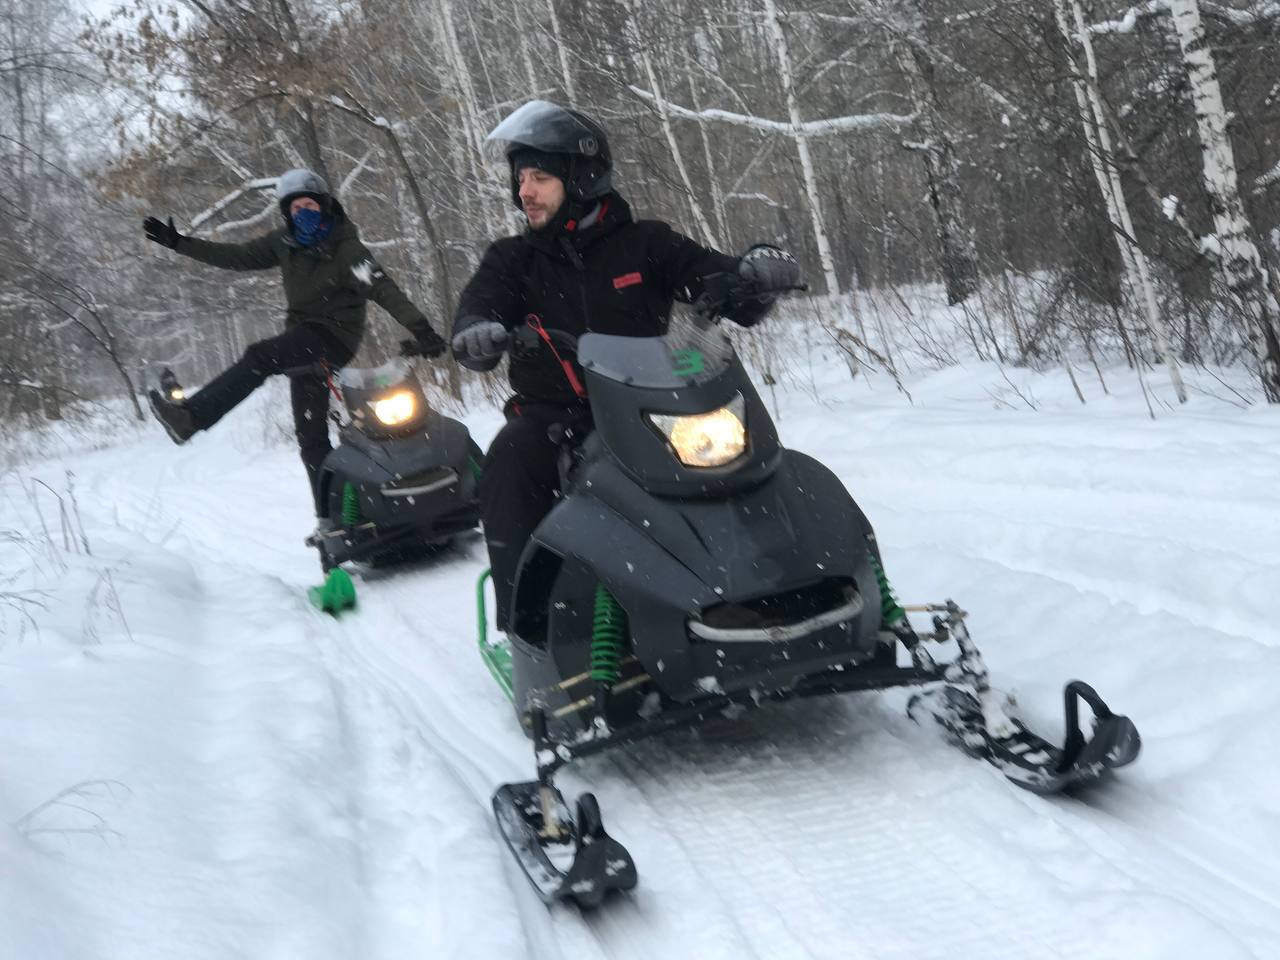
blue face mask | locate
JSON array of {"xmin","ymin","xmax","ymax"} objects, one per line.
[{"xmin": 291, "ymin": 207, "xmax": 333, "ymax": 246}]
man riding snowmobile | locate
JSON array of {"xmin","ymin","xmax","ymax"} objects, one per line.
[
  {"xmin": 142, "ymin": 169, "xmax": 448, "ymax": 535},
  {"xmin": 450, "ymin": 103, "xmax": 1140, "ymax": 909},
  {"xmin": 450, "ymin": 100, "xmax": 801, "ymax": 632}
]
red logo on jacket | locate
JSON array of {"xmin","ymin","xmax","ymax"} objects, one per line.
[{"xmin": 612, "ymin": 271, "xmax": 643, "ymax": 290}]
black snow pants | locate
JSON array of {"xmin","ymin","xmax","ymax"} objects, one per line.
[
  {"xmin": 185, "ymin": 322, "xmax": 355, "ymax": 513},
  {"xmin": 480, "ymin": 399, "xmax": 591, "ymax": 632}
]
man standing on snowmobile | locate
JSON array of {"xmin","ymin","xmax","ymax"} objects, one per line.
[
  {"xmin": 451, "ymin": 101, "xmax": 802, "ymax": 631},
  {"xmin": 142, "ymin": 169, "xmax": 447, "ymax": 528}
]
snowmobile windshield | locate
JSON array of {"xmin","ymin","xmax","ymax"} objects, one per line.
[
  {"xmin": 579, "ymin": 320, "xmax": 735, "ymax": 390},
  {"xmin": 483, "ymin": 101, "xmax": 605, "ymax": 163},
  {"xmin": 338, "ymin": 358, "xmax": 430, "ymax": 431},
  {"xmin": 337, "ymin": 358, "xmax": 412, "ymax": 394}
]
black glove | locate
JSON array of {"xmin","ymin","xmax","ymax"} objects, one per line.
[
  {"xmin": 143, "ymin": 215, "xmax": 182, "ymax": 249},
  {"xmin": 400, "ymin": 329, "xmax": 447, "ymax": 359},
  {"xmin": 451, "ymin": 319, "xmax": 509, "ymax": 369},
  {"xmin": 737, "ymin": 244, "xmax": 802, "ymax": 297}
]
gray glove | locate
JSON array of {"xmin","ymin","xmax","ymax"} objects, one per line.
[
  {"xmin": 451, "ymin": 319, "xmax": 509, "ymax": 370},
  {"xmin": 737, "ymin": 244, "xmax": 802, "ymax": 296}
]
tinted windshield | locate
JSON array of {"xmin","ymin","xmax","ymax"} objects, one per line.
[
  {"xmin": 579, "ymin": 318, "xmax": 735, "ymax": 389},
  {"xmin": 338, "ymin": 358, "xmax": 410, "ymax": 392}
]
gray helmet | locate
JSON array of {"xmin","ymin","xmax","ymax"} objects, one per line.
[
  {"xmin": 276, "ymin": 168, "xmax": 332, "ymax": 219},
  {"xmin": 485, "ymin": 101, "xmax": 612, "ymax": 204}
]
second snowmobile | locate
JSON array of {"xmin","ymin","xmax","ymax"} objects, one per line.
[
  {"xmin": 305, "ymin": 354, "xmax": 483, "ymax": 575},
  {"xmin": 148, "ymin": 352, "xmax": 482, "ymax": 609},
  {"xmin": 474, "ymin": 279, "xmax": 1141, "ymax": 908}
]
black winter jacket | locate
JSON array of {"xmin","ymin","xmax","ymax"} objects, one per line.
[{"xmin": 452, "ymin": 193, "xmax": 768, "ymax": 405}]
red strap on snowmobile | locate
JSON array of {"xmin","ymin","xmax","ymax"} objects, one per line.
[
  {"xmin": 525, "ymin": 314, "xmax": 587, "ymax": 400},
  {"xmin": 319, "ymin": 360, "xmax": 343, "ymax": 404}
]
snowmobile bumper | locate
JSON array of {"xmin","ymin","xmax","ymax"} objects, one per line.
[{"xmin": 308, "ymin": 499, "xmax": 479, "ymax": 568}]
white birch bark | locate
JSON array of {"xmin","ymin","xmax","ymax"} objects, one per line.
[
  {"xmin": 761, "ymin": 0, "xmax": 840, "ymax": 294},
  {"xmin": 1168, "ymin": 0, "xmax": 1280, "ymax": 401},
  {"xmin": 688, "ymin": 71, "xmax": 731, "ymax": 247},
  {"xmin": 1060, "ymin": 0, "xmax": 1188, "ymax": 402},
  {"xmin": 622, "ymin": 0, "xmax": 718, "ymax": 247},
  {"xmin": 431, "ymin": 0, "xmax": 510, "ymax": 244},
  {"xmin": 544, "ymin": 0, "xmax": 576, "ymax": 102}
]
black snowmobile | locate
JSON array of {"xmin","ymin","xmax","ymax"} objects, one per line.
[
  {"xmin": 147, "ymin": 355, "xmax": 482, "ymax": 613},
  {"xmin": 305, "ymin": 355, "xmax": 483, "ymax": 578},
  {"xmin": 475, "ymin": 279, "xmax": 1141, "ymax": 909}
]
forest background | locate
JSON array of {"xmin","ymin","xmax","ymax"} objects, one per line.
[{"xmin": 3, "ymin": 0, "xmax": 1279, "ymax": 435}]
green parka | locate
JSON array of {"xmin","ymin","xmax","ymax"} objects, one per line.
[{"xmin": 174, "ymin": 209, "xmax": 436, "ymax": 354}]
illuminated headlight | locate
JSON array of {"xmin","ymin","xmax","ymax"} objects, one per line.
[
  {"xmin": 372, "ymin": 390, "xmax": 416, "ymax": 426},
  {"xmin": 168, "ymin": 387, "xmax": 185, "ymax": 401},
  {"xmin": 648, "ymin": 394, "xmax": 747, "ymax": 468}
]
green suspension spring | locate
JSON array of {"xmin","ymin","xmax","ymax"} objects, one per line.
[
  {"xmin": 590, "ymin": 584, "xmax": 628, "ymax": 683},
  {"xmin": 868, "ymin": 553, "xmax": 906, "ymax": 628},
  {"xmin": 342, "ymin": 482, "xmax": 361, "ymax": 527}
]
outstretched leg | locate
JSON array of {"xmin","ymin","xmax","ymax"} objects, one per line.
[{"xmin": 181, "ymin": 323, "xmax": 351, "ymax": 433}]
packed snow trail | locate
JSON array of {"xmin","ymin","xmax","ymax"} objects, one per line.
[{"xmin": 3, "ymin": 361, "xmax": 1279, "ymax": 958}]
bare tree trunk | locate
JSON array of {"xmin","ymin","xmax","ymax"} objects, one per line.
[
  {"xmin": 893, "ymin": 39, "xmax": 979, "ymax": 305},
  {"xmin": 329, "ymin": 94, "xmax": 455, "ymax": 313},
  {"xmin": 761, "ymin": 0, "xmax": 840, "ymax": 294},
  {"xmin": 1059, "ymin": 0, "xmax": 1187, "ymax": 402},
  {"xmin": 294, "ymin": 100, "xmax": 332, "ymax": 183},
  {"xmin": 623, "ymin": 0, "xmax": 718, "ymax": 246},
  {"xmin": 545, "ymin": 0, "xmax": 576, "ymax": 101},
  {"xmin": 687, "ymin": 71, "xmax": 730, "ymax": 248},
  {"xmin": 1168, "ymin": 0, "xmax": 1280, "ymax": 401}
]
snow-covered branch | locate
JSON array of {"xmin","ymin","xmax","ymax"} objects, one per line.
[
  {"xmin": 209, "ymin": 201, "xmax": 277, "ymax": 236},
  {"xmin": 1089, "ymin": 0, "xmax": 1279, "ymax": 33},
  {"xmin": 188, "ymin": 177, "xmax": 277, "ymax": 231},
  {"xmin": 1257, "ymin": 159, "xmax": 1280, "ymax": 190},
  {"xmin": 1089, "ymin": 0, "xmax": 1169, "ymax": 34},
  {"xmin": 628, "ymin": 87, "xmax": 915, "ymax": 137},
  {"xmin": 338, "ymin": 149, "xmax": 376, "ymax": 196},
  {"xmin": 794, "ymin": 9, "xmax": 1027, "ymax": 121}
]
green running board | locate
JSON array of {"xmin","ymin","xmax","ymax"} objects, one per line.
[
  {"xmin": 308, "ymin": 568, "xmax": 357, "ymax": 615},
  {"xmin": 477, "ymin": 569, "xmax": 514, "ymax": 702}
]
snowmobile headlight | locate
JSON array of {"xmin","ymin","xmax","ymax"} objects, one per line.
[
  {"xmin": 648, "ymin": 394, "xmax": 747, "ymax": 468},
  {"xmin": 372, "ymin": 390, "xmax": 416, "ymax": 426},
  {"xmin": 167, "ymin": 387, "xmax": 185, "ymax": 401}
]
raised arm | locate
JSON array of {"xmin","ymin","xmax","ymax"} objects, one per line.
[{"xmin": 143, "ymin": 215, "xmax": 281, "ymax": 271}]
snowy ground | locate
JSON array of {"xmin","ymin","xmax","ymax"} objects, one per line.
[{"xmin": 3, "ymin": 345, "xmax": 1279, "ymax": 959}]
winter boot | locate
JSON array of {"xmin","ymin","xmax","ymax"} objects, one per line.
[{"xmin": 147, "ymin": 389, "xmax": 197, "ymax": 445}]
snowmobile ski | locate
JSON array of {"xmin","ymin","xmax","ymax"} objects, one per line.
[
  {"xmin": 908, "ymin": 680, "xmax": 1141, "ymax": 794},
  {"xmin": 492, "ymin": 781, "xmax": 636, "ymax": 909}
]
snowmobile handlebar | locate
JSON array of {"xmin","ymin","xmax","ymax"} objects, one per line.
[
  {"xmin": 691, "ymin": 272, "xmax": 808, "ymax": 328},
  {"xmin": 510, "ymin": 320, "xmax": 580, "ymax": 359}
]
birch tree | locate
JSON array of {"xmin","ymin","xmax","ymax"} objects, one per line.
[
  {"xmin": 1167, "ymin": 0, "xmax": 1280, "ymax": 401},
  {"xmin": 1058, "ymin": 0, "xmax": 1187, "ymax": 403}
]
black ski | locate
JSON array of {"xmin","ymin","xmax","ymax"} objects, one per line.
[
  {"xmin": 492, "ymin": 781, "xmax": 637, "ymax": 909},
  {"xmin": 909, "ymin": 680, "xmax": 1141, "ymax": 794}
]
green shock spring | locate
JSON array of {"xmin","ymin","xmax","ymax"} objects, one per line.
[
  {"xmin": 341, "ymin": 482, "xmax": 361, "ymax": 527},
  {"xmin": 868, "ymin": 553, "xmax": 906, "ymax": 628},
  {"xmin": 590, "ymin": 583, "xmax": 628, "ymax": 683}
]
